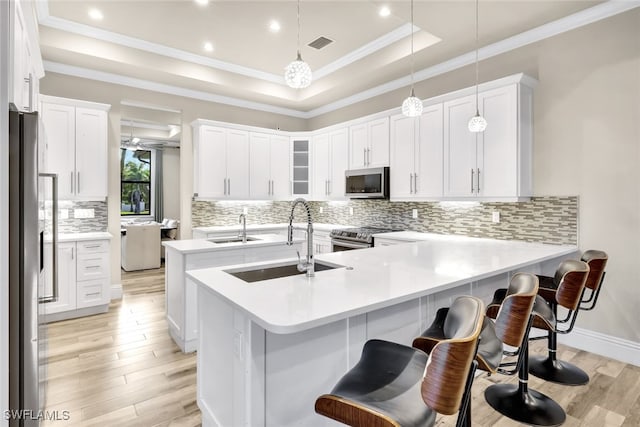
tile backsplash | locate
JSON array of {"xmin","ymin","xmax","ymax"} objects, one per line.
[
  {"xmin": 55, "ymin": 201, "xmax": 108, "ymax": 233},
  {"xmin": 192, "ymin": 196, "xmax": 578, "ymax": 245}
]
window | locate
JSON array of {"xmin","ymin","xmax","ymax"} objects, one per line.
[{"xmin": 121, "ymin": 148, "xmax": 152, "ymax": 216}]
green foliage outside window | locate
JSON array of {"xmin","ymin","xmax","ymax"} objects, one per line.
[{"xmin": 121, "ymin": 148, "xmax": 151, "ymax": 216}]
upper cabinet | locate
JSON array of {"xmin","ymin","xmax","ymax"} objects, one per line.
[
  {"xmin": 349, "ymin": 117, "xmax": 389, "ymax": 169},
  {"xmin": 9, "ymin": 0, "xmax": 44, "ymax": 113},
  {"xmin": 443, "ymin": 82, "xmax": 533, "ymax": 201},
  {"xmin": 193, "ymin": 123, "xmax": 250, "ymax": 199},
  {"xmin": 291, "ymin": 137, "xmax": 311, "ymax": 197},
  {"xmin": 390, "ymin": 104, "xmax": 443, "ymax": 200},
  {"xmin": 312, "ymin": 128, "xmax": 348, "ymax": 200},
  {"xmin": 41, "ymin": 96, "xmax": 110, "ymax": 201},
  {"xmin": 249, "ymin": 132, "xmax": 290, "ymax": 200}
]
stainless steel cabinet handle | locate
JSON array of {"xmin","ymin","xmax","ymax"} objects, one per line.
[
  {"xmin": 363, "ymin": 148, "xmax": 366, "ymax": 166},
  {"xmin": 410, "ymin": 173, "xmax": 413, "ymax": 194},
  {"xmin": 414, "ymin": 173, "xmax": 418, "ymax": 194},
  {"xmin": 71, "ymin": 247, "xmax": 74, "ymax": 260},
  {"xmin": 471, "ymin": 169, "xmax": 475, "ymax": 194},
  {"xmin": 477, "ymin": 168, "xmax": 480, "ymax": 193},
  {"xmin": 228, "ymin": 178, "xmax": 231, "ymax": 195},
  {"xmin": 367, "ymin": 148, "xmax": 371, "ymax": 166}
]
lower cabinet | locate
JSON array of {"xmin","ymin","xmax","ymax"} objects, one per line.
[
  {"xmin": 42, "ymin": 238, "xmax": 111, "ymax": 321},
  {"xmin": 165, "ymin": 240, "xmax": 303, "ymax": 353},
  {"xmin": 313, "ymin": 230, "xmax": 332, "ymax": 254}
]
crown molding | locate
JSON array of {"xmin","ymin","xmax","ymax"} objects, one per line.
[
  {"xmin": 306, "ymin": 0, "xmax": 640, "ymax": 117},
  {"xmin": 41, "ymin": 1, "xmax": 640, "ymax": 119},
  {"xmin": 42, "ymin": 61, "xmax": 309, "ymax": 118},
  {"xmin": 37, "ymin": 3, "xmax": 423, "ymax": 87},
  {"xmin": 313, "ymin": 23, "xmax": 424, "ymax": 80}
]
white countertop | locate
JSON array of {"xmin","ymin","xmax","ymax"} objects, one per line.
[
  {"xmin": 193, "ymin": 223, "xmax": 351, "ymax": 234},
  {"xmin": 187, "ymin": 234, "xmax": 578, "ymax": 334},
  {"xmin": 373, "ymin": 231, "xmax": 508, "ymax": 243},
  {"xmin": 57, "ymin": 232, "xmax": 112, "ymax": 242},
  {"xmin": 163, "ymin": 233, "xmax": 303, "ymax": 254}
]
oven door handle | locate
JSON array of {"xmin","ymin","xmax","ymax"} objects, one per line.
[{"xmin": 331, "ymin": 239, "xmax": 371, "ymax": 250}]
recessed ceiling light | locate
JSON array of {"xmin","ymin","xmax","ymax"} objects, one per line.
[
  {"xmin": 379, "ymin": 6, "xmax": 391, "ymax": 17},
  {"xmin": 194, "ymin": 0, "xmax": 209, "ymax": 5},
  {"xmin": 88, "ymin": 8, "xmax": 103, "ymax": 21},
  {"xmin": 203, "ymin": 42, "xmax": 214, "ymax": 52},
  {"xmin": 269, "ymin": 20, "xmax": 281, "ymax": 33}
]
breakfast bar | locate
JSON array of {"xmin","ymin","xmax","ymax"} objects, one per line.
[{"xmin": 187, "ymin": 234, "xmax": 577, "ymax": 427}]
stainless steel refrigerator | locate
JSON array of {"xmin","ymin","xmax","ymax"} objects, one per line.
[{"xmin": 9, "ymin": 108, "xmax": 58, "ymax": 426}]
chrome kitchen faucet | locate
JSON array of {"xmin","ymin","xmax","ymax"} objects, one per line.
[{"xmin": 287, "ymin": 198, "xmax": 314, "ymax": 277}]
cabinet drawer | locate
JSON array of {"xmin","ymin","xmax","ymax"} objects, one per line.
[
  {"xmin": 77, "ymin": 279, "xmax": 109, "ymax": 308},
  {"xmin": 77, "ymin": 253, "xmax": 109, "ymax": 281},
  {"xmin": 77, "ymin": 239, "xmax": 109, "ymax": 254}
]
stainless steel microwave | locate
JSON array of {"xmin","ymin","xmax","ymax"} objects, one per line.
[{"xmin": 345, "ymin": 167, "xmax": 389, "ymax": 199}]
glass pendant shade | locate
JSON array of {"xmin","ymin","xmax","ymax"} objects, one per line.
[
  {"xmin": 284, "ymin": 52, "xmax": 312, "ymax": 89},
  {"xmin": 468, "ymin": 112, "xmax": 487, "ymax": 132},
  {"xmin": 402, "ymin": 89, "xmax": 423, "ymax": 117}
]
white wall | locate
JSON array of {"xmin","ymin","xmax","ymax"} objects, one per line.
[{"xmin": 162, "ymin": 148, "xmax": 180, "ymax": 221}]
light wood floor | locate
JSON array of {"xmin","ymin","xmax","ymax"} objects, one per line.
[{"xmin": 42, "ymin": 266, "xmax": 640, "ymax": 426}]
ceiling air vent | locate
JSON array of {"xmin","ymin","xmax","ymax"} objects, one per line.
[{"xmin": 308, "ymin": 36, "xmax": 334, "ymax": 50}]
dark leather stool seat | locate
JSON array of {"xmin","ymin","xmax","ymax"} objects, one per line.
[
  {"xmin": 529, "ymin": 250, "xmax": 608, "ymax": 385},
  {"xmin": 417, "ymin": 273, "xmax": 567, "ymax": 426},
  {"xmin": 315, "ymin": 296, "xmax": 484, "ymax": 427},
  {"xmin": 529, "ymin": 254, "xmax": 602, "ymax": 386}
]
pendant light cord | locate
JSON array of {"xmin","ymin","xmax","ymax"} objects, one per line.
[
  {"xmin": 474, "ymin": 0, "xmax": 479, "ymax": 114},
  {"xmin": 297, "ymin": 0, "xmax": 301, "ymax": 57},
  {"xmin": 410, "ymin": 0, "xmax": 415, "ymax": 92}
]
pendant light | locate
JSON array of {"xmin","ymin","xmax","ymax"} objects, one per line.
[
  {"xmin": 401, "ymin": 0, "xmax": 423, "ymax": 117},
  {"xmin": 468, "ymin": 0, "xmax": 487, "ymax": 132},
  {"xmin": 284, "ymin": 0, "xmax": 312, "ymax": 89}
]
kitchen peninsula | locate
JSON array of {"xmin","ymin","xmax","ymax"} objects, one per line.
[{"xmin": 187, "ymin": 234, "xmax": 578, "ymax": 427}]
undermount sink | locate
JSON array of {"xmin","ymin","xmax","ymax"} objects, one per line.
[
  {"xmin": 207, "ymin": 236, "xmax": 261, "ymax": 244},
  {"xmin": 225, "ymin": 261, "xmax": 343, "ymax": 283}
]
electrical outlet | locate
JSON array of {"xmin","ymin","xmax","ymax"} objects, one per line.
[
  {"xmin": 349, "ymin": 207, "xmax": 354, "ymax": 216},
  {"xmin": 74, "ymin": 208, "xmax": 94, "ymax": 219},
  {"xmin": 242, "ymin": 207, "xmax": 248, "ymax": 215},
  {"xmin": 319, "ymin": 206, "xmax": 324, "ymax": 214},
  {"xmin": 492, "ymin": 211, "xmax": 500, "ymax": 223},
  {"xmin": 412, "ymin": 209, "xmax": 418, "ymax": 219}
]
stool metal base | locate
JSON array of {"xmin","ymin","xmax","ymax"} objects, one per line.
[
  {"xmin": 529, "ymin": 355, "xmax": 590, "ymax": 386},
  {"xmin": 485, "ymin": 383, "xmax": 566, "ymax": 427}
]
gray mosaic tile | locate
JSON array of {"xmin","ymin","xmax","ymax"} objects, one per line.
[{"xmin": 192, "ymin": 196, "xmax": 577, "ymax": 245}]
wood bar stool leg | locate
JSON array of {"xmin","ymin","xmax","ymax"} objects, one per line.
[{"xmin": 485, "ymin": 339, "xmax": 566, "ymax": 426}]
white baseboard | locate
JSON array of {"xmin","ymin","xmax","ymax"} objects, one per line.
[
  {"xmin": 111, "ymin": 283, "xmax": 123, "ymax": 300},
  {"xmin": 558, "ymin": 326, "xmax": 640, "ymax": 367}
]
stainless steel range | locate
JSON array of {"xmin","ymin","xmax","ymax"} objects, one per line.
[{"xmin": 329, "ymin": 226, "xmax": 402, "ymax": 251}]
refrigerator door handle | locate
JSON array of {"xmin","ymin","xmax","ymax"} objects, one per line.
[{"xmin": 39, "ymin": 173, "xmax": 59, "ymax": 304}]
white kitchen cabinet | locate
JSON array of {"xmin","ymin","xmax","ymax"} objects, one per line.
[
  {"xmin": 42, "ymin": 239, "xmax": 111, "ymax": 321},
  {"xmin": 165, "ymin": 239, "xmax": 302, "ymax": 352},
  {"xmin": 249, "ymin": 132, "xmax": 290, "ymax": 200},
  {"xmin": 443, "ymin": 83, "xmax": 532, "ymax": 200},
  {"xmin": 292, "ymin": 138, "xmax": 311, "ymax": 196},
  {"xmin": 313, "ymin": 230, "xmax": 332, "ymax": 254},
  {"xmin": 312, "ymin": 128, "xmax": 348, "ymax": 201},
  {"xmin": 42, "ymin": 242, "xmax": 76, "ymax": 315},
  {"xmin": 193, "ymin": 124, "xmax": 250, "ymax": 199},
  {"xmin": 9, "ymin": 0, "xmax": 43, "ymax": 113},
  {"xmin": 390, "ymin": 105, "xmax": 443, "ymax": 200},
  {"xmin": 40, "ymin": 96, "xmax": 110, "ymax": 200},
  {"xmin": 349, "ymin": 117, "xmax": 389, "ymax": 169}
]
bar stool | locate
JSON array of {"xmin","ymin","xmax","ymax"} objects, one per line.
[
  {"xmin": 314, "ymin": 296, "xmax": 484, "ymax": 427},
  {"xmin": 530, "ymin": 251, "xmax": 607, "ymax": 385},
  {"xmin": 415, "ymin": 273, "xmax": 566, "ymax": 426}
]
